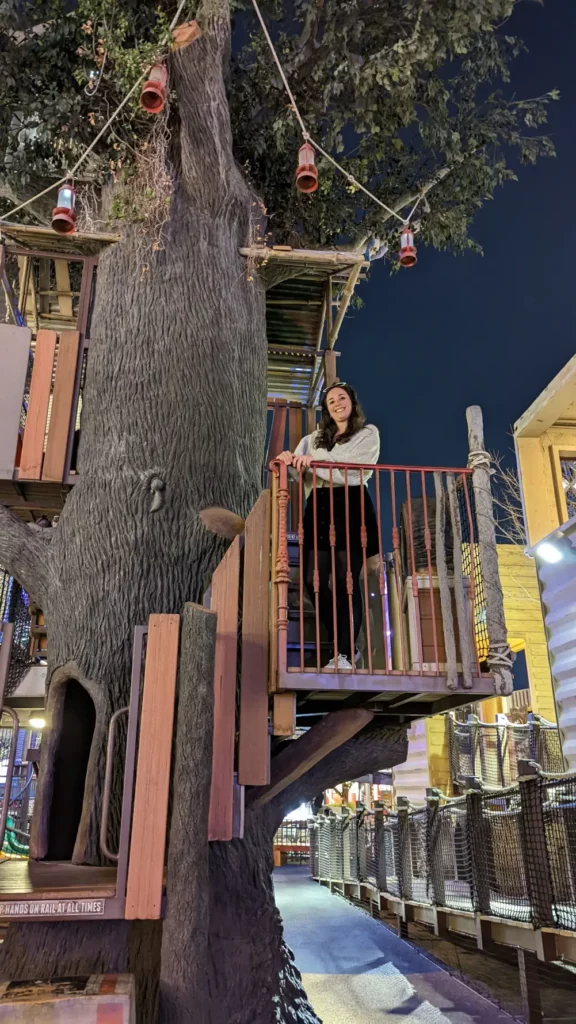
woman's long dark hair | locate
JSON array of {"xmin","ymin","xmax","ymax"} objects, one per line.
[{"xmin": 314, "ymin": 383, "xmax": 366, "ymax": 451}]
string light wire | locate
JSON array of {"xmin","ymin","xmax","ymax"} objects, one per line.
[{"xmin": 1, "ymin": 0, "xmax": 190, "ymax": 221}]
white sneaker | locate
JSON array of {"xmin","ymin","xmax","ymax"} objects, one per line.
[{"xmin": 323, "ymin": 653, "xmax": 353, "ymax": 670}]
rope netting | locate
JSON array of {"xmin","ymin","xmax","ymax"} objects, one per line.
[
  {"xmin": 308, "ymin": 767, "xmax": 576, "ymax": 931},
  {"xmin": 449, "ymin": 715, "xmax": 564, "ymax": 789}
]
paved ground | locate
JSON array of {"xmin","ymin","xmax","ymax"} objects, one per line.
[{"xmin": 274, "ymin": 867, "xmax": 515, "ymax": 1024}]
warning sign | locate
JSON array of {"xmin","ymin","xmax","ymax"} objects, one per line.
[{"xmin": 0, "ymin": 899, "xmax": 106, "ymax": 918}]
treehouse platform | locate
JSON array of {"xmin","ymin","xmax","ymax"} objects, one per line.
[{"xmin": 0, "ymin": 232, "xmax": 365, "ymax": 518}]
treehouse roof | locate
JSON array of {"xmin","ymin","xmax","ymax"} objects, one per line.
[{"xmin": 241, "ymin": 246, "xmax": 367, "ymax": 407}]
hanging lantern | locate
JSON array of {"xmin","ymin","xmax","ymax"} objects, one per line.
[
  {"xmin": 399, "ymin": 223, "xmax": 417, "ymax": 267},
  {"xmin": 140, "ymin": 64, "xmax": 168, "ymax": 114},
  {"xmin": 51, "ymin": 182, "xmax": 76, "ymax": 235},
  {"xmin": 296, "ymin": 142, "xmax": 318, "ymax": 194}
]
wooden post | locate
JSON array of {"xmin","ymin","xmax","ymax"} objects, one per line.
[
  {"xmin": 323, "ymin": 350, "xmax": 338, "ymax": 389},
  {"xmin": 517, "ymin": 760, "xmax": 554, "ymax": 928},
  {"xmin": 209, "ymin": 537, "xmax": 241, "ymax": 841},
  {"xmin": 396, "ymin": 797, "xmax": 413, "ymax": 901},
  {"xmin": 465, "ymin": 783, "xmax": 492, "ymax": 915},
  {"xmin": 466, "ymin": 406, "xmax": 513, "ymax": 696},
  {"xmin": 272, "ymin": 692, "xmax": 296, "ymax": 736},
  {"xmin": 238, "ymin": 491, "xmax": 271, "ymax": 786},
  {"xmin": 159, "ymin": 603, "xmax": 216, "ymax": 1024},
  {"xmin": 518, "ymin": 949, "xmax": 543, "ymax": 1024},
  {"xmin": 446, "ymin": 474, "xmax": 474, "ymax": 689},
  {"xmin": 426, "ymin": 789, "xmax": 446, "ymax": 907},
  {"xmin": 126, "ymin": 614, "xmax": 180, "ymax": 920}
]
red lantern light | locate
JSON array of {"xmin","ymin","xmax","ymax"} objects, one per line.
[
  {"xmin": 51, "ymin": 182, "xmax": 76, "ymax": 235},
  {"xmin": 140, "ymin": 64, "xmax": 168, "ymax": 115},
  {"xmin": 399, "ymin": 224, "xmax": 417, "ymax": 267},
  {"xmin": 296, "ymin": 142, "xmax": 318, "ymax": 194}
]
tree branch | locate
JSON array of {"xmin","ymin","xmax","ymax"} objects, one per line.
[
  {"xmin": 0, "ymin": 505, "xmax": 52, "ymax": 606},
  {"xmin": 269, "ymin": 720, "xmax": 407, "ymax": 824}
]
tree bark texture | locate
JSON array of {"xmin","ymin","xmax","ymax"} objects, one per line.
[{"xmin": 27, "ymin": 4, "xmax": 267, "ymax": 866}]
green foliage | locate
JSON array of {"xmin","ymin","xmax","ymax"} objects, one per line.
[{"xmin": 0, "ymin": 0, "xmax": 558, "ymax": 255}]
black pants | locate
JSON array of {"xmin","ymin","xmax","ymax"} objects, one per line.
[{"xmin": 304, "ymin": 549, "xmax": 363, "ymax": 661}]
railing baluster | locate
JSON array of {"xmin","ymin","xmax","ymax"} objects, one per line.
[
  {"xmin": 298, "ymin": 469, "xmax": 305, "ymax": 673},
  {"xmin": 360, "ymin": 470, "xmax": 373, "ymax": 673},
  {"xmin": 390, "ymin": 471, "xmax": 408, "ymax": 672},
  {"xmin": 344, "ymin": 467, "xmax": 354, "ymax": 669},
  {"xmin": 275, "ymin": 461, "xmax": 290, "ymax": 678},
  {"xmin": 329, "ymin": 468, "xmax": 338, "ymax": 668},
  {"xmin": 375, "ymin": 470, "xmax": 392, "ymax": 673},
  {"xmin": 421, "ymin": 470, "xmax": 440, "ymax": 673},
  {"xmin": 405, "ymin": 470, "xmax": 424, "ymax": 673},
  {"xmin": 313, "ymin": 467, "xmax": 321, "ymax": 670}
]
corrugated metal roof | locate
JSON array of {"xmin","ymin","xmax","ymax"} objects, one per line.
[{"xmin": 254, "ymin": 247, "xmax": 366, "ymax": 405}]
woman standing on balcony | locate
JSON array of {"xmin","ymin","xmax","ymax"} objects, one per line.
[{"xmin": 277, "ymin": 383, "xmax": 380, "ymax": 670}]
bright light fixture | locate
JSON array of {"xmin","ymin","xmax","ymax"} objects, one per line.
[
  {"xmin": 536, "ymin": 542, "xmax": 563, "ymax": 564},
  {"xmin": 29, "ymin": 716, "xmax": 46, "ymax": 730}
]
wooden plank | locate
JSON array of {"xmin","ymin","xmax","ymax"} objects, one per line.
[
  {"xmin": 323, "ymin": 350, "xmax": 338, "ymax": 388},
  {"xmin": 54, "ymin": 259, "xmax": 73, "ymax": 319},
  {"xmin": 273, "ymin": 692, "xmax": 296, "ymax": 736},
  {"xmin": 125, "ymin": 614, "xmax": 180, "ymax": 920},
  {"xmin": 208, "ymin": 537, "xmax": 241, "ymax": 841},
  {"xmin": 250, "ymin": 708, "xmax": 374, "ymax": 806},
  {"xmin": 238, "ymin": 492, "xmax": 271, "ymax": 786},
  {"xmin": 279, "ymin": 671, "xmax": 496, "ymax": 694},
  {"xmin": 42, "ymin": 330, "xmax": 81, "ymax": 482},
  {"xmin": 0, "ymin": 325, "xmax": 31, "ymax": 478},
  {"xmin": 19, "ymin": 329, "xmax": 57, "ymax": 480}
]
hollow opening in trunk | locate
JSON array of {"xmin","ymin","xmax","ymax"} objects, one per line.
[{"xmin": 46, "ymin": 679, "xmax": 96, "ymax": 861}]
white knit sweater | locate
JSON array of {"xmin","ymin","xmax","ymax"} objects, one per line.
[{"xmin": 293, "ymin": 425, "xmax": 380, "ymax": 486}]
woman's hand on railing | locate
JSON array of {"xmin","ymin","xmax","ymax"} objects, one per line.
[
  {"xmin": 293, "ymin": 454, "xmax": 313, "ymax": 471},
  {"xmin": 276, "ymin": 451, "xmax": 294, "ymax": 466}
]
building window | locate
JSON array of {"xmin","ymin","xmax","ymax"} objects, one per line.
[{"xmin": 560, "ymin": 457, "xmax": 576, "ymax": 520}]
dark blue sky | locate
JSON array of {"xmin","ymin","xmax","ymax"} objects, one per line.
[{"xmin": 339, "ymin": 0, "xmax": 575, "ymax": 470}]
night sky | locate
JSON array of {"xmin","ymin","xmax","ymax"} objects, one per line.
[{"xmin": 338, "ymin": 0, "xmax": 575, "ymax": 472}]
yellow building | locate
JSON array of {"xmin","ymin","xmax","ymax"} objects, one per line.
[
  {"xmin": 393, "ymin": 541, "xmax": 556, "ymax": 801},
  {"xmin": 394, "ymin": 357, "xmax": 576, "ymax": 802}
]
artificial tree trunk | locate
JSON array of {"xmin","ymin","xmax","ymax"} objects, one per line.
[
  {"xmin": 0, "ymin": 4, "xmax": 410, "ymax": 1020},
  {"xmin": 32, "ymin": 4, "xmax": 266, "ymax": 867}
]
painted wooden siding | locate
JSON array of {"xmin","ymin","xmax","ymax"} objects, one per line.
[{"xmin": 497, "ymin": 543, "xmax": 556, "ymax": 723}]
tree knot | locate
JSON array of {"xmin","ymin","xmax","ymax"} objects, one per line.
[{"xmin": 150, "ymin": 477, "xmax": 166, "ymax": 512}]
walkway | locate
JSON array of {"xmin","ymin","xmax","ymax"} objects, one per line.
[{"xmin": 274, "ymin": 867, "xmax": 514, "ymax": 1024}]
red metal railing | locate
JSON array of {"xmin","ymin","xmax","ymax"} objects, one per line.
[{"xmin": 271, "ymin": 460, "xmax": 488, "ymax": 681}]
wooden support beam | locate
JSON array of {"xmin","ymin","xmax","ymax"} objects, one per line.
[
  {"xmin": 19, "ymin": 329, "xmax": 57, "ymax": 480},
  {"xmin": 208, "ymin": 536, "xmax": 241, "ymax": 840},
  {"xmin": 273, "ymin": 692, "xmax": 296, "ymax": 736},
  {"xmin": 55, "ymin": 259, "xmax": 73, "ymax": 319},
  {"xmin": 126, "ymin": 614, "xmax": 180, "ymax": 920},
  {"xmin": 249, "ymin": 708, "xmax": 373, "ymax": 807},
  {"xmin": 238, "ymin": 492, "xmax": 271, "ymax": 786},
  {"xmin": 323, "ymin": 350, "xmax": 338, "ymax": 389}
]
